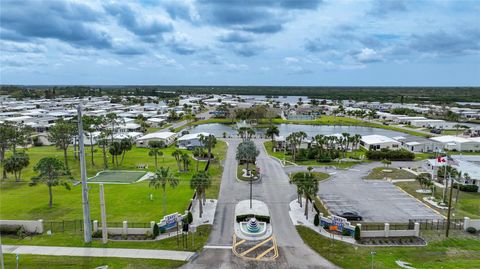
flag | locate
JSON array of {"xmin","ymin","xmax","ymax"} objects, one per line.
[{"xmin": 447, "ymin": 156, "xmax": 458, "ymax": 166}]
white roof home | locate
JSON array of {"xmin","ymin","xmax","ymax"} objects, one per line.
[
  {"xmin": 136, "ymin": 131, "xmax": 177, "ymax": 147},
  {"xmin": 178, "ymin": 132, "xmax": 211, "ymax": 141},
  {"xmin": 360, "ymin": 135, "xmax": 400, "ymax": 150},
  {"xmin": 177, "ymin": 132, "xmax": 211, "ymax": 149},
  {"xmin": 430, "ymin": 135, "xmax": 480, "ymax": 152}
]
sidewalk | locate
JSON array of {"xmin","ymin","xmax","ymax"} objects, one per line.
[
  {"xmin": 190, "ymin": 198, "xmax": 217, "ymax": 227},
  {"xmin": 2, "ymin": 245, "xmax": 195, "ymax": 261}
]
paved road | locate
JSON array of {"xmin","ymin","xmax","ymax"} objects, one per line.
[
  {"xmin": 183, "ymin": 139, "xmax": 337, "ymax": 269},
  {"xmin": 2, "ymin": 244, "xmax": 194, "ymax": 261},
  {"xmin": 285, "ymin": 162, "xmax": 444, "ymax": 222}
]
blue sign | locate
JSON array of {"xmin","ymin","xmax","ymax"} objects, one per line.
[
  {"xmin": 332, "ymin": 215, "xmax": 348, "ymax": 231},
  {"xmin": 159, "ymin": 213, "xmax": 182, "ymax": 230}
]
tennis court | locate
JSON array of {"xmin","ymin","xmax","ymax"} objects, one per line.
[{"xmin": 88, "ymin": 170, "xmax": 150, "ymax": 184}]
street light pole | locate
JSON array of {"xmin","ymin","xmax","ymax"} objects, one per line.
[
  {"xmin": 77, "ymin": 104, "xmax": 92, "ymax": 243},
  {"xmin": 371, "ymin": 250, "xmax": 376, "ymax": 269},
  {"xmin": 250, "ymin": 173, "xmax": 253, "ymax": 209}
]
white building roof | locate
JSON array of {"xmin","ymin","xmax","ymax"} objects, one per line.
[
  {"xmin": 361, "ymin": 135, "xmax": 399, "ymax": 145},
  {"xmin": 137, "ymin": 132, "xmax": 176, "ymax": 141},
  {"xmin": 430, "ymin": 135, "xmax": 472, "ymax": 144},
  {"xmin": 178, "ymin": 132, "xmax": 211, "ymax": 141}
]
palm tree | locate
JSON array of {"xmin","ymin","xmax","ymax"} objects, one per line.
[
  {"xmin": 105, "ymin": 113, "xmax": 125, "ymax": 164},
  {"xmin": 265, "ymin": 125, "xmax": 279, "ymax": 150},
  {"xmin": 193, "ymin": 147, "xmax": 206, "ymax": 172},
  {"xmin": 181, "ymin": 152, "xmax": 190, "ymax": 172},
  {"xmin": 291, "ymin": 172, "xmax": 318, "ymax": 219},
  {"xmin": 149, "ymin": 167, "xmax": 179, "ymax": 217},
  {"xmin": 367, "ymin": 110, "xmax": 377, "ymax": 121},
  {"xmin": 190, "ymin": 172, "xmax": 212, "ymax": 218},
  {"xmin": 119, "ymin": 137, "xmax": 133, "ymax": 165},
  {"xmin": 416, "ymin": 173, "xmax": 432, "ymax": 191},
  {"xmin": 172, "ymin": 149, "xmax": 183, "ymax": 171},
  {"xmin": 148, "ymin": 141, "xmax": 165, "ymax": 170},
  {"xmin": 199, "ymin": 134, "xmax": 216, "ymax": 172},
  {"xmin": 246, "ymin": 128, "xmax": 255, "ymax": 140}
]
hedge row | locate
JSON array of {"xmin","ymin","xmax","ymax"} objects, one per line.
[
  {"xmin": 365, "ymin": 149, "xmax": 415, "ymax": 161},
  {"xmin": 236, "ymin": 214, "xmax": 270, "ymax": 223},
  {"xmin": 453, "ymin": 184, "xmax": 479, "ymax": 192}
]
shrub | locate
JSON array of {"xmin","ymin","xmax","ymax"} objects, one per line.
[
  {"xmin": 153, "ymin": 223, "xmax": 160, "ymax": 237},
  {"xmin": 92, "ymin": 230, "xmax": 102, "ymax": 238},
  {"xmin": 366, "ymin": 149, "xmax": 414, "ymax": 161},
  {"xmin": 354, "ymin": 226, "xmax": 361, "ymax": 241},
  {"xmin": 466, "ymin": 227, "xmax": 477, "ymax": 234},
  {"xmin": 159, "ymin": 226, "xmax": 166, "ymax": 234},
  {"xmin": 342, "ymin": 229, "xmax": 350, "ymax": 236},
  {"xmin": 323, "ymin": 223, "xmax": 330, "ymax": 230},
  {"xmin": 235, "ymin": 214, "xmax": 270, "ymax": 223},
  {"xmin": 453, "ymin": 184, "xmax": 479, "ymax": 192},
  {"xmin": 314, "ymin": 214, "xmax": 320, "ymax": 226},
  {"xmin": 186, "ymin": 211, "xmax": 193, "ymax": 224}
]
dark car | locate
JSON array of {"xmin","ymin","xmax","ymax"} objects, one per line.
[{"xmin": 339, "ymin": 212, "xmax": 362, "ymax": 221}]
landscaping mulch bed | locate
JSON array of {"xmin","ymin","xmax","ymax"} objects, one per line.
[{"xmin": 359, "ymin": 236, "xmax": 426, "ymax": 246}]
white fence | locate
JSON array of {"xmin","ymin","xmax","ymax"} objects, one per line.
[
  {"xmin": 358, "ymin": 223, "xmax": 420, "ymax": 238},
  {"xmin": 464, "ymin": 217, "xmax": 480, "ymax": 230},
  {"xmin": 93, "ymin": 220, "xmax": 154, "ymax": 235},
  {"xmin": 0, "ymin": 219, "xmax": 44, "ymax": 234}
]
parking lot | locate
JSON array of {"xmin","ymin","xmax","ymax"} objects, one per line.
[{"xmin": 315, "ymin": 163, "xmax": 445, "ymax": 222}]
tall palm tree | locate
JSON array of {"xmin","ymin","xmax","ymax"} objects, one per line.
[
  {"xmin": 148, "ymin": 141, "xmax": 165, "ymax": 170},
  {"xmin": 265, "ymin": 125, "xmax": 279, "ymax": 150},
  {"xmin": 181, "ymin": 152, "xmax": 190, "ymax": 172},
  {"xmin": 190, "ymin": 172, "xmax": 212, "ymax": 218},
  {"xmin": 171, "ymin": 149, "xmax": 183, "ymax": 171},
  {"xmin": 119, "ymin": 137, "xmax": 133, "ymax": 165},
  {"xmin": 105, "ymin": 113, "xmax": 125, "ymax": 164},
  {"xmin": 199, "ymin": 134, "xmax": 216, "ymax": 172},
  {"xmin": 149, "ymin": 167, "xmax": 178, "ymax": 217},
  {"xmin": 193, "ymin": 147, "xmax": 206, "ymax": 172},
  {"xmin": 246, "ymin": 128, "xmax": 255, "ymax": 140}
]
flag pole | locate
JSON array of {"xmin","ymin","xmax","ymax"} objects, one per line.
[{"xmin": 78, "ymin": 104, "xmax": 92, "ymax": 243}]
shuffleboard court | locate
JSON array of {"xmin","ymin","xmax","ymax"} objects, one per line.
[{"xmin": 88, "ymin": 170, "xmax": 150, "ymax": 184}]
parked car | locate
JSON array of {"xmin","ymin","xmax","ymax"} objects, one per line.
[{"xmin": 339, "ymin": 212, "xmax": 362, "ymax": 221}]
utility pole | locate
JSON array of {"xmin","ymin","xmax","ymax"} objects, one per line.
[
  {"xmin": 446, "ymin": 173, "xmax": 454, "ymax": 238},
  {"xmin": 250, "ymin": 174, "xmax": 253, "ymax": 209},
  {"xmin": 0, "ymin": 234, "xmax": 5, "ymax": 269},
  {"xmin": 78, "ymin": 104, "xmax": 92, "ymax": 243},
  {"xmin": 99, "ymin": 184, "xmax": 108, "ymax": 244}
]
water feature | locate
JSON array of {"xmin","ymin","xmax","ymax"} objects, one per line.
[{"xmin": 186, "ymin": 123, "xmax": 419, "ymax": 139}]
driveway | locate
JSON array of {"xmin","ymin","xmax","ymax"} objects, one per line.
[
  {"xmin": 285, "ymin": 162, "xmax": 444, "ymax": 223},
  {"xmin": 183, "ymin": 139, "xmax": 337, "ymax": 269}
]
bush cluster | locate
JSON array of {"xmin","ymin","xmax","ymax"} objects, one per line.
[
  {"xmin": 365, "ymin": 148, "xmax": 414, "ymax": 161},
  {"xmin": 235, "ymin": 214, "xmax": 270, "ymax": 223},
  {"xmin": 466, "ymin": 227, "xmax": 477, "ymax": 234},
  {"xmin": 453, "ymin": 184, "xmax": 479, "ymax": 192},
  {"xmin": 295, "ymin": 148, "xmax": 340, "ymax": 162}
]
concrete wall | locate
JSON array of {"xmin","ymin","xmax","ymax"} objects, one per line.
[
  {"xmin": 0, "ymin": 219, "xmax": 44, "ymax": 234},
  {"xmin": 357, "ymin": 223, "xmax": 420, "ymax": 238},
  {"xmin": 464, "ymin": 217, "xmax": 480, "ymax": 230}
]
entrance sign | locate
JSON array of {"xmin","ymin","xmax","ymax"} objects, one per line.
[
  {"xmin": 332, "ymin": 215, "xmax": 348, "ymax": 231},
  {"xmin": 159, "ymin": 213, "xmax": 182, "ymax": 230}
]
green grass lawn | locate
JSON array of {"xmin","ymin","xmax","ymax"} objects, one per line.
[
  {"xmin": 4, "ymin": 254, "xmax": 185, "ymax": 269},
  {"xmin": 441, "ymin": 129, "xmax": 464, "ymax": 135},
  {"xmin": 297, "ymin": 226, "xmax": 480, "ymax": 269},
  {"xmin": 263, "ymin": 141, "xmax": 363, "ymax": 169},
  {"xmin": 396, "ymin": 181, "xmax": 480, "ymax": 219},
  {"xmin": 1, "ymin": 142, "xmax": 226, "ymax": 222},
  {"xmin": 290, "ymin": 171, "xmax": 330, "ymax": 181},
  {"xmin": 2, "ymin": 224, "xmax": 211, "ymax": 251},
  {"xmin": 365, "ymin": 167, "xmax": 416, "ymax": 180}
]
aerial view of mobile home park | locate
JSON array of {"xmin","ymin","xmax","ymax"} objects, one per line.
[{"xmin": 0, "ymin": 1, "xmax": 479, "ymax": 268}]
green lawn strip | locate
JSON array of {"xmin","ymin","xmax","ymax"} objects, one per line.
[
  {"xmin": 4, "ymin": 254, "xmax": 185, "ymax": 269},
  {"xmin": 236, "ymin": 163, "xmax": 257, "ymax": 181},
  {"xmin": 1, "ymin": 142, "xmax": 226, "ymax": 222},
  {"xmin": 2, "ymin": 225, "xmax": 211, "ymax": 251},
  {"xmin": 365, "ymin": 167, "xmax": 416, "ymax": 180},
  {"xmin": 395, "ymin": 181, "xmax": 480, "ymax": 219},
  {"xmin": 263, "ymin": 141, "xmax": 362, "ymax": 169},
  {"xmin": 296, "ymin": 226, "xmax": 480, "ymax": 269},
  {"xmin": 290, "ymin": 171, "xmax": 330, "ymax": 181}
]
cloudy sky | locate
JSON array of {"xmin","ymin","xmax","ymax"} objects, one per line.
[{"xmin": 1, "ymin": 0, "xmax": 479, "ymax": 86}]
